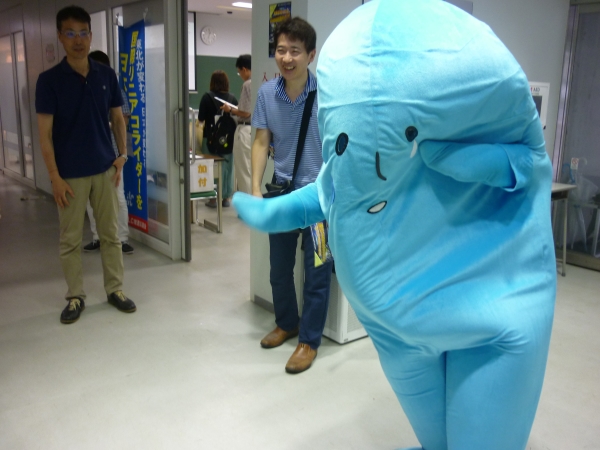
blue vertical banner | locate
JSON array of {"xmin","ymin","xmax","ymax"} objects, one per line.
[{"xmin": 119, "ymin": 20, "xmax": 148, "ymax": 233}]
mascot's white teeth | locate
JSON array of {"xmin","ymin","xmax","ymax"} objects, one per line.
[
  {"xmin": 368, "ymin": 201, "xmax": 387, "ymax": 214},
  {"xmin": 410, "ymin": 140, "xmax": 419, "ymax": 158}
]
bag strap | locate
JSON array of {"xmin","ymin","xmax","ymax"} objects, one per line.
[
  {"xmin": 290, "ymin": 90, "xmax": 316, "ymax": 183},
  {"xmin": 207, "ymin": 92, "xmax": 221, "ymax": 116}
]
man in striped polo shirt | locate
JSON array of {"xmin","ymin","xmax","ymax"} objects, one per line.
[{"xmin": 251, "ymin": 17, "xmax": 333, "ymax": 374}]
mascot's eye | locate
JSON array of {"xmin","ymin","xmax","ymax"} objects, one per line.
[
  {"xmin": 405, "ymin": 126, "xmax": 418, "ymax": 142},
  {"xmin": 336, "ymin": 133, "xmax": 349, "ymax": 156}
]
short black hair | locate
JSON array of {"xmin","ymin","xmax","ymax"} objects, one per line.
[
  {"xmin": 274, "ymin": 17, "xmax": 316, "ymax": 54},
  {"xmin": 89, "ymin": 50, "xmax": 110, "ymax": 66},
  {"xmin": 236, "ymin": 54, "xmax": 251, "ymax": 71},
  {"xmin": 56, "ymin": 5, "xmax": 91, "ymax": 31}
]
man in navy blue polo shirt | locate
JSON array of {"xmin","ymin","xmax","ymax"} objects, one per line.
[
  {"xmin": 36, "ymin": 5, "xmax": 136, "ymax": 324},
  {"xmin": 251, "ymin": 17, "xmax": 333, "ymax": 374}
]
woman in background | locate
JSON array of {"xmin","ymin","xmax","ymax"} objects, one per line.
[{"xmin": 197, "ymin": 70, "xmax": 238, "ymax": 207}]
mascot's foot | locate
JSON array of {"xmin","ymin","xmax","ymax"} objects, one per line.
[{"xmin": 395, "ymin": 447, "xmax": 423, "ymax": 450}]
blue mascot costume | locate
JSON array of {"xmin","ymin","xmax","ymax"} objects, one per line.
[{"xmin": 234, "ymin": 0, "xmax": 556, "ymax": 448}]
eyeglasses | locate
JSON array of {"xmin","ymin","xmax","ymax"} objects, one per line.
[{"xmin": 61, "ymin": 30, "xmax": 91, "ymax": 39}]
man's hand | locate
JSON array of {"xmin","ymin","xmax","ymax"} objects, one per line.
[
  {"xmin": 252, "ymin": 188, "xmax": 263, "ymax": 198},
  {"xmin": 112, "ymin": 156, "xmax": 126, "ymax": 187},
  {"xmin": 51, "ymin": 176, "xmax": 75, "ymax": 208}
]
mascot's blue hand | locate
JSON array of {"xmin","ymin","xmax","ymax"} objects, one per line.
[{"xmin": 232, "ymin": 183, "xmax": 325, "ymax": 233}]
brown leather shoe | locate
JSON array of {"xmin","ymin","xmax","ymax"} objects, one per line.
[
  {"xmin": 285, "ymin": 343, "xmax": 317, "ymax": 374},
  {"xmin": 260, "ymin": 326, "xmax": 299, "ymax": 349}
]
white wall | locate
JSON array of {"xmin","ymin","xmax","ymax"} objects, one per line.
[
  {"xmin": 194, "ymin": 13, "xmax": 251, "ymax": 57},
  {"xmin": 471, "ymin": 0, "xmax": 570, "ymax": 157},
  {"xmin": 0, "ymin": 0, "xmax": 572, "ymax": 194},
  {"xmin": 249, "ymin": 0, "xmax": 364, "ymax": 304},
  {"xmin": 89, "ymin": 10, "xmax": 107, "ymax": 54},
  {"xmin": 251, "ymin": 0, "xmax": 362, "ymax": 92},
  {"xmin": 251, "ymin": 0, "xmax": 570, "ymax": 158},
  {"xmin": 248, "ymin": 0, "xmax": 572, "ymax": 302},
  {"xmin": 307, "ymin": 0, "xmax": 364, "ymax": 70}
]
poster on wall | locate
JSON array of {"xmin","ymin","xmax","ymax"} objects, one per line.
[
  {"xmin": 119, "ymin": 20, "xmax": 148, "ymax": 233},
  {"xmin": 529, "ymin": 81, "xmax": 550, "ymax": 129},
  {"xmin": 269, "ymin": 2, "xmax": 291, "ymax": 57}
]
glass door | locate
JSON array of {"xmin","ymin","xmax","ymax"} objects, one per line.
[
  {"xmin": 14, "ymin": 32, "xmax": 34, "ymax": 180},
  {"xmin": 553, "ymin": 4, "xmax": 600, "ymax": 271},
  {"xmin": 0, "ymin": 32, "xmax": 34, "ymax": 184},
  {"xmin": 111, "ymin": 0, "xmax": 190, "ymax": 260}
]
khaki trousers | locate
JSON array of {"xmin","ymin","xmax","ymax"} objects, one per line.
[
  {"xmin": 58, "ymin": 166, "xmax": 124, "ymax": 300},
  {"xmin": 233, "ymin": 125, "xmax": 252, "ymax": 194}
]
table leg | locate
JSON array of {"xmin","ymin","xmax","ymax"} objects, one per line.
[
  {"xmin": 592, "ymin": 206, "xmax": 600, "ymax": 258},
  {"xmin": 562, "ymin": 198, "xmax": 568, "ymax": 276},
  {"xmin": 216, "ymin": 161, "xmax": 222, "ymax": 233}
]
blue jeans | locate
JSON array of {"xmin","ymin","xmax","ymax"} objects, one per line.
[
  {"xmin": 220, "ymin": 154, "xmax": 234, "ymax": 199},
  {"xmin": 269, "ymin": 228, "xmax": 333, "ymax": 349}
]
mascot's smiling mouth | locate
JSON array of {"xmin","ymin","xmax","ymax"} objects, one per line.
[
  {"xmin": 364, "ymin": 127, "xmax": 419, "ymax": 215},
  {"xmin": 333, "ymin": 132, "xmax": 388, "ymax": 214},
  {"xmin": 368, "ymin": 201, "xmax": 387, "ymax": 214}
]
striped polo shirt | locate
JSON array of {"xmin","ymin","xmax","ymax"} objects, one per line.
[{"xmin": 252, "ymin": 70, "xmax": 322, "ymax": 188}]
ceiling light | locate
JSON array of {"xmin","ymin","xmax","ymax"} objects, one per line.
[{"xmin": 232, "ymin": 2, "xmax": 252, "ymax": 8}]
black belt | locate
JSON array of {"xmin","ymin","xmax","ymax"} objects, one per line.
[{"xmin": 237, "ymin": 121, "xmax": 250, "ymax": 126}]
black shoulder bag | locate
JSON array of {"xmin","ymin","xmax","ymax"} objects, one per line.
[{"xmin": 263, "ymin": 90, "xmax": 316, "ymax": 198}]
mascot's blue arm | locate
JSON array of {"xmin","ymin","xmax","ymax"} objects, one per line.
[
  {"xmin": 419, "ymin": 141, "xmax": 534, "ymax": 191},
  {"xmin": 232, "ymin": 183, "xmax": 325, "ymax": 233}
]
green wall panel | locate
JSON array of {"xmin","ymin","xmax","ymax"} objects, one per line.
[{"xmin": 189, "ymin": 55, "xmax": 243, "ymax": 110}]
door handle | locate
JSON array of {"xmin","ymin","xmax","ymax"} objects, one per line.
[
  {"xmin": 173, "ymin": 108, "xmax": 183, "ymax": 166},
  {"xmin": 189, "ymin": 107, "xmax": 198, "ymax": 165}
]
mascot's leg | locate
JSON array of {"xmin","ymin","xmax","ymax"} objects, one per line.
[
  {"xmin": 445, "ymin": 326, "xmax": 552, "ymax": 450},
  {"xmin": 376, "ymin": 336, "xmax": 447, "ymax": 450},
  {"xmin": 369, "ymin": 290, "xmax": 553, "ymax": 450}
]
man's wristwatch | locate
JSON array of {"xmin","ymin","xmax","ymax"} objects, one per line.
[{"xmin": 118, "ymin": 154, "xmax": 128, "ymax": 162}]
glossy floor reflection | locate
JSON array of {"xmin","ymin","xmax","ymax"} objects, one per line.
[{"xmin": 0, "ymin": 173, "xmax": 599, "ymax": 449}]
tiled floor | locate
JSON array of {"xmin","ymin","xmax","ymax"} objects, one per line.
[{"xmin": 1, "ymin": 173, "xmax": 599, "ymax": 449}]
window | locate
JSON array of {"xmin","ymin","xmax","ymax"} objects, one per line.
[{"xmin": 188, "ymin": 12, "xmax": 196, "ymax": 91}]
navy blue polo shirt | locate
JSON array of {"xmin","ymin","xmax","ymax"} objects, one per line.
[{"xmin": 35, "ymin": 57, "xmax": 123, "ymax": 179}]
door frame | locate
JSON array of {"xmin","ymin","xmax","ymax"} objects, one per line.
[
  {"xmin": 551, "ymin": 2, "xmax": 600, "ymax": 272},
  {"xmin": 552, "ymin": 3, "xmax": 600, "ymax": 179},
  {"xmin": 106, "ymin": 0, "xmax": 190, "ymax": 261}
]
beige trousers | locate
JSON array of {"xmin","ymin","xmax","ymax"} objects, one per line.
[
  {"xmin": 58, "ymin": 166, "xmax": 123, "ymax": 300},
  {"xmin": 233, "ymin": 124, "xmax": 252, "ymax": 194}
]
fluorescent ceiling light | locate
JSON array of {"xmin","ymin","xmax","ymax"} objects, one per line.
[{"xmin": 232, "ymin": 2, "xmax": 252, "ymax": 8}]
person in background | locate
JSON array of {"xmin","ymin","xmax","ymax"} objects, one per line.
[
  {"xmin": 250, "ymin": 18, "xmax": 333, "ymax": 374},
  {"xmin": 35, "ymin": 5, "xmax": 136, "ymax": 324},
  {"xmin": 83, "ymin": 50, "xmax": 134, "ymax": 255},
  {"xmin": 197, "ymin": 70, "xmax": 238, "ymax": 207},
  {"xmin": 221, "ymin": 54, "xmax": 252, "ymax": 194}
]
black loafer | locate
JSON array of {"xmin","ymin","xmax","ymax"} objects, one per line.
[
  {"xmin": 107, "ymin": 291, "xmax": 137, "ymax": 313},
  {"xmin": 60, "ymin": 298, "xmax": 85, "ymax": 324}
]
